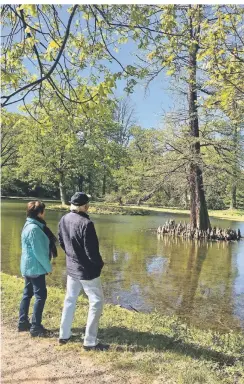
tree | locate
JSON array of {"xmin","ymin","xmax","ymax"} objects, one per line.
[
  {"xmin": 112, "ymin": 98, "xmax": 136, "ymax": 147},
  {"xmin": 2, "ymin": 5, "xmax": 243, "ymax": 216},
  {"xmin": 1, "ymin": 111, "xmax": 23, "ymax": 168},
  {"xmin": 113, "ymin": 126, "xmax": 170, "ymax": 204},
  {"xmin": 199, "ymin": 6, "xmax": 244, "ymax": 208},
  {"xmin": 88, "ymin": 4, "xmax": 244, "ymax": 228},
  {"xmin": 82, "ymin": 5, "xmax": 210, "ymax": 227},
  {"xmin": 81, "ymin": 103, "xmax": 130, "ymax": 197},
  {"xmin": 201, "ymin": 6, "xmax": 244, "ymax": 109},
  {"xmin": 17, "ymin": 108, "xmax": 84, "ymax": 204},
  {"xmin": 1, "ymin": 5, "xmax": 124, "ymax": 111},
  {"xmin": 15, "ymin": 95, "xmax": 130, "ymax": 203}
]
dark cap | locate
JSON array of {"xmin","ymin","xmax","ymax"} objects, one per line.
[{"xmin": 69, "ymin": 192, "xmax": 90, "ymax": 206}]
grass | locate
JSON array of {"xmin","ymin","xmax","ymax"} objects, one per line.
[
  {"xmin": 46, "ymin": 202, "xmax": 244, "ymax": 221},
  {"xmin": 207, "ymin": 209, "xmax": 244, "ymax": 221},
  {"xmin": 3, "ymin": 196, "xmax": 244, "ymax": 220},
  {"xmin": 46, "ymin": 203, "xmax": 151, "ymax": 216},
  {"xmin": 2, "ymin": 273, "xmax": 244, "ymax": 384},
  {"xmin": 127, "ymin": 205, "xmax": 244, "ymax": 221}
]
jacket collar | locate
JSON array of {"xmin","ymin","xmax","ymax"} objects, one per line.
[
  {"xmin": 70, "ymin": 211, "xmax": 90, "ymax": 219},
  {"xmin": 25, "ymin": 217, "xmax": 45, "ymax": 229}
]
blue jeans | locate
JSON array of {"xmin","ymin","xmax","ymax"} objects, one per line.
[{"xmin": 19, "ymin": 274, "xmax": 47, "ymax": 331}]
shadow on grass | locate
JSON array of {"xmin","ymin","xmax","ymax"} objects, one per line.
[
  {"xmin": 45, "ymin": 326, "xmax": 86, "ymax": 343},
  {"xmin": 48, "ymin": 326, "xmax": 242, "ymax": 367}
]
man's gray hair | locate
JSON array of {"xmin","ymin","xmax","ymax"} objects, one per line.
[{"xmin": 70, "ymin": 204, "xmax": 83, "ymax": 212}]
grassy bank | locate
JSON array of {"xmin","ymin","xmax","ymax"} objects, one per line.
[
  {"xmin": 46, "ymin": 203, "xmax": 151, "ymax": 215},
  {"xmin": 127, "ymin": 205, "xmax": 244, "ymax": 221},
  {"xmin": 46, "ymin": 202, "xmax": 244, "ymax": 221},
  {"xmin": 2, "ymin": 273, "xmax": 244, "ymax": 384},
  {"xmin": 2, "ymin": 196, "xmax": 244, "ymax": 220}
]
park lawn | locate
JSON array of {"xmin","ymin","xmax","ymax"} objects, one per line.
[
  {"xmin": 207, "ymin": 209, "xmax": 244, "ymax": 221},
  {"xmin": 128, "ymin": 205, "xmax": 244, "ymax": 222},
  {"xmin": 46, "ymin": 202, "xmax": 244, "ymax": 221},
  {"xmin": 46, "ymin": 203, "xmax": 151, "ymax": 215},
  {"xmin": 3, "ymin": 197, "xmax": 244, "ymax": 220},
  {"xmin": 2, "ymin": 273, "xmax": 244, "ymax": 384}
]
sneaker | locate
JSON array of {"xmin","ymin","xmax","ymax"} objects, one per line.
[
  {"xmin": 30, "ymin": 325, "xmax": 52, "ymax": 338},
  {"xmin": 58, "ymin": 338, "xmax": 71, "ymax": 345},
  {"xmin": 83, "ymin": 342, "xmax": 110, "ymax": 351},
  {"xmin": 18, "ymin": 322, "xmax": 31, "ymax": 332}
]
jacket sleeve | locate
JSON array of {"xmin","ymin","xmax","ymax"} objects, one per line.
[
  {"xmin": 58, "ymin": 220, "xmax": 66, "ymax": 251},
  {"xmin": 29, "ymin": 227, "xmax": 52, "ymax": 273},
  {"xmin": 84, "ymin": 221, "xmax": 104, "ymax": 268}
]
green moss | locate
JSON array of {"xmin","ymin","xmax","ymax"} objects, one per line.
[{"xmin": 2, "ymin": 273, "xmax": 244, "ymax": 383}]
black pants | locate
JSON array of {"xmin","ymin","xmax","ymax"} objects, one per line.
[{"xmin": 19, "ymin": 275, "xmax": 47, "ymax": 331}]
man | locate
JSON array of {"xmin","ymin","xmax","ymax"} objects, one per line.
[{"xmin": 58, "ymin": 192, "xmax": 109, "ymax": 351}]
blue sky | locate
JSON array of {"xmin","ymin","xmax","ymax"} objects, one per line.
[
  {"xmin": 5, "ymin": 5, "xmax": 175, "ymax": 129},
  {"xmin": 105, "ymin": 40, "xmax": 174, "ymax": 129}
]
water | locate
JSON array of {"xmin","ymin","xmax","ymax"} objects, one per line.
[{"xmin": 2, "ymin": 199, "xmax": 244, "ymax": 332}]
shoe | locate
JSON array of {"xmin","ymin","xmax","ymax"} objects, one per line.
[
  {"xmin": 30, "ymin": 325, "xmax": 52, "ymax": 338},
  {"xmin": 83, "ymin": 342, "xmax": 110, "ymax": 351},
  {"xmin": 58, "ymin": 338, "xmax": 70, "ymax": 345},
  {"xmin": 18, "ymin": 322, "xmax": 31, "ymax": 332}
]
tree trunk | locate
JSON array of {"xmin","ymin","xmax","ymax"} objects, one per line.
[
  {"xmin": 230, "ymin": 184, "xmax": 237, "ymax": 209},
  {"xmin": 88, "ymin": 172, "xmax": 92, "ymax": 195},
  {"xmin": 184, "ymin": 189, "xmax": 188, "ymax": 209},
  {"xmin": 78, "ymin": 175, "xmax": 84, "ymax": 192},
  {"xmin": 137, "ymin": 182, "xmax": 169, "ymax": 206},
  {"xmin": 230, "ymin": 112, "xmax": 238, "ymax": 209},
  {"xmin": 102, "ymin": 171, "xmax": 106, "ymax": 196},
  {"xmin": 188, "ymin": 14, "xmax": 210, "ymax": 230},
  {"xmin": 137, "ymin": 190, "xmax": 155, "ymax": 206},
  {"xmin": 59, "ymin": 173, "xmax": 68, "ymax": 206}
]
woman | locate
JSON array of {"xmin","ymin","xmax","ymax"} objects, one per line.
[{"xmin": 18, "ymin": 200, "xmax": 56, "ymax": 337}]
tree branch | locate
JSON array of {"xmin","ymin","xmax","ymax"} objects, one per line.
[{"xmin": 1, "ymin": 5, "xmax": 78, "ymax": 107}]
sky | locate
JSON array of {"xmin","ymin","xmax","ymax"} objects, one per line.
[
  {"xmin": 104, "ymin": 40, "xmax": 174, "ymax": 129},
  {"xmin": 5, "ymin": 5, "xmax": 177, "ymax": 129}
]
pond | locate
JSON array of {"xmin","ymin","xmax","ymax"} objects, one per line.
[{"xmin": 2, "ymin": 199, "xmax": 244, "ymax": 332}]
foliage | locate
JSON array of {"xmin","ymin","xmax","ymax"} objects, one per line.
[
  {"xmin": 1, "ymin": 111, "xmax": 23, "ymax": 168},
  {"xmin": 1, "ymin": 5, "xmax": 244, "ymax": 215},
  {"xmin": 91, "ymin": 4, "xmax": 243, "ymax": 227},
  {"xmin": 7, "ymin": 96, "xmax": 130, "ymax": 203},
  {"xmin": 1, "ymin": 178, "xmax": 30, "ymax": 197},
  {"xmin": 1, "ymin": 5, "xmax": 124, "ymax": 111}
]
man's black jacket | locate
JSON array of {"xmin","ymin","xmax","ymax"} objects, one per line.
[{"xmin": 58, "ymin": 211, "xmax": 104, "ymax": 280}]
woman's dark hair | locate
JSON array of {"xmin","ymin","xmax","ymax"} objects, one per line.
[{"xmin": 26, "ymin": 200, "xmax": 45, "ymax": 218}]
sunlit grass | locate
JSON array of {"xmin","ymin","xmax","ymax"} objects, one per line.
[
  {"xmin": 2, "ymin": 273, "xmax": 244, "ymax": 384},
  {"xmin": 46, "ymin": 203, "xmax": 150, "ymax": 215},
  {"xmin": 3, "ymin": 197, "xmax": 244, "ymax": 220},
  {"xmin": 46, "ymin": 202, "xmax": 244, "ymax": 221}
]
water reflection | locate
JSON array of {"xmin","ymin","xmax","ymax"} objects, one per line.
[{"xmin": 1, "ymin": 199, "xmax": 244, "ymax": 331}]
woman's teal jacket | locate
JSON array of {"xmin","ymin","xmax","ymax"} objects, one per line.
[{"xmin": 20, "ymin": 218, "xmax": 52, "ymax": 276}]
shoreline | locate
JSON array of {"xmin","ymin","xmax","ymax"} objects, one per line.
[
  {"xmin": 46, "ymin": 203, "xmax": 244, "ymax": 221},
  {"xmin": 2, "ymin": 196, "xmax": 244, "ymax": 221}
]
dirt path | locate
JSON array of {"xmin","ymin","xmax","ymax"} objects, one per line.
[{"xmin": 1, "ymin": 323, "xmax": 142, "ymax": 384}]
